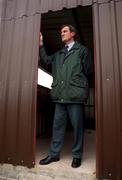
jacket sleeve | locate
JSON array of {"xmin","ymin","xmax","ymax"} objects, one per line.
[
  {"xmin": 39, "ymin": 45, "xmax": 54, "ymax": 65},
  {"xmin": 80, "ymin": 47, "xmax": 93, "ymax": 76}
]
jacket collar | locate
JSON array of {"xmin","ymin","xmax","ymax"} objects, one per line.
[{"xmin": 60, "ymin": 41, "xmax": 81, "ymax": 54}]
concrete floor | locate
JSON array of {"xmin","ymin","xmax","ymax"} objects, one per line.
[
  {"xmin": 36, "ymin": 129, "xmax": 96, "ymax": 179},
  {"xmin": 0, "ymin": 130, "xmax": 96, "ymax": 180}
]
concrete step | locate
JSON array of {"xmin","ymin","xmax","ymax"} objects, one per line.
[{"xmin": 0, "ymin": 163, "xmax": 96, "ymax": 180}]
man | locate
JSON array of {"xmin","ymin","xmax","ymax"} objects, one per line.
[{"xmin": 39, "ymin": 25, "xmax": 92, "ymax": 168}]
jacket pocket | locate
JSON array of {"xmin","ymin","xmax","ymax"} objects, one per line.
[
  {"xmin": 68, "ymin": 80, "xmax": 89, "ymax": 102},
  {"xmin": 70, "ymin": 78, "xmax": 88, "ymax": 88}
]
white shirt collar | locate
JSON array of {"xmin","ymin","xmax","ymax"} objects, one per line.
[{"xmin": 66, "ymin": 41, "xmax": 75, "ymax": 51}]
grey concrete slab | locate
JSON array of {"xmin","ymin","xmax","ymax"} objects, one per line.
[{"xmin": 0, "ymin": 130, "xmax": 96, "ymax": 180}]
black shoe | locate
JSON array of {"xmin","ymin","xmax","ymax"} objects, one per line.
[
  {"xmin": 71, "ymin": 158, "xmax": 81, "ymax": 168},
  {"xmin": 39, "ymin": 156, "xmax": 60, "ymax": 165}
]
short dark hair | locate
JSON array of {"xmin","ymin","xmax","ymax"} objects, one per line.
[{"xmin": 61, "ymin": 24, "xmax": 78, "ymax": 40}]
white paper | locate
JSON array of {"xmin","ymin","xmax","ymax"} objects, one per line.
[{"xmin": 38, "ymin": 68, "xmax": 53, "ymax": 89}]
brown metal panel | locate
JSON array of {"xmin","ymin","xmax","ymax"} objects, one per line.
[
  {"xmin": 67, "ymin": 0, "xmax": 78, "ymax": 8},
  {"xmin": 0, "ymin": 1, "xmax": 3, "ymax": 17},
  {"xmin": 110, "ymin": 1, "xmax": 122, "ymax": 179},
  {"xmin": 82, "ymin": 0, "xmax": 93, "ymax": 6},
  {"xmin": 116, "ymin": 0, "xmax": 122, "ymax": 128},
  {"xmin": 5, "ymin": 0, "xmax": 40, "ymax": 19},
  {"xmin": 14, "ymin": 14, "xmax": 40, "ymax": 167},
  {"xmin": 0, "ymin": 13, "xmax": 40, "ymax": 167},
  {"xmin": 99, "ymin": 2, "xmax": 118, "ymax": 178},
  {"xmin": 93, "ymin": 2, "xmax": 103, "ymax": 179},
  {"xmin": 3, "ymin": 19, "xmax": 22, "ymax": 164},
  {"xmin": 115, "ymin": 1, "xmax": 122, "ymax": 178},
  {"xmin": 27, "ymin": 0, "xmax": 41, "ymax": 15},
  {"xmin": 40, "ymin": 0, "xmax": 48, "ymax": 14},
  {"xmin": 0, "ymin": 0, "xmax": 6, "ymax": 42},
  {"xmin": 13, "ymin": 0, "xmax": 27, "ymax": 17},
  {"xmin": 1, "ymin": 0, "xmax": 93, "ymax": 169},
  {"xmin": 47, "ymin": 0, "xmax": 60, "ymax": 11},
  {"xmin": 4, "ymin": 0, "xmax": 92, "ymax": 19},
  {"xmin": 0, "ymin": 19, "xmax": 14, "ymax": 163},
  {"xmin": 93, "ymin": 0, "xmax": 122, "ymax": 179},
  {"xmin": 5, "ymin": 0, "xmax": 16, "ymax": 19},
  {"xmin": 0, "ymin": 0, "xmax": 3, "ymax": 47}
]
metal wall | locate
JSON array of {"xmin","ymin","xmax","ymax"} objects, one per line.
[
  {"xmin": 0, "ymin": 0, "xmax": 122, "ymax": 179},
  {"xmin": 3, "ymin": 0, "xmax": 92, "ymax": 19},
  {"xmin": 0, "ymin": 0, "xmax": 5, "ymax": 53},
  {"xmin": 0, "ymin": 9, "xmax": 41, "ymax": 167},
  {"xmin": 0, "ymin": 0, "xmax": 93, "ymax": 168},
  {"xmin": 93, "ymin": 0, "xmax": 122, "ymax": 179}
]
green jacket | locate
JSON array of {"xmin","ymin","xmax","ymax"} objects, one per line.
[{"xmin": 40, "ymin": 42, "xmax": 92, "ymax": 104}]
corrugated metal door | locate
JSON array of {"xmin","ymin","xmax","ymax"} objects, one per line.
[
  {"xmin": 93, "ymin": 0, "xmax": 122, "ymax": 179},
  {"xmin": 0, "ymin": 0, "xmax": 93, "ymax": 168},
  {"xmin": 0, "ymin": 12, "xmax": 41, "ymax": 167},
  {"xmin": 116, "ymin": 1, "xmax": 122, "ymax": 179}
]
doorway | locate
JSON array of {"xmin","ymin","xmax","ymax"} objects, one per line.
[{"xmin": 36, "ymin": 5, "xmax": 95, "ymax": 176}]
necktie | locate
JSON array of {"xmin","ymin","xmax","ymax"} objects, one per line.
[
  {"xmin": 63, "ymin": 45, "xmax": 68, "ymax": 64},
  {"xmin": 64, "ymin": 45, "xmax": 68, "ymax": 54}
]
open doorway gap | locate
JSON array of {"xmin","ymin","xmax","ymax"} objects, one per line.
[{"xmin": 36, "ymin": 5, "xmax": 96, "ymax": 177}]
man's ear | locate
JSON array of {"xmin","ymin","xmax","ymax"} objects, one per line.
[{"xmin": 71, "ymin": 32, "xmax": 75, "ymax": 38}]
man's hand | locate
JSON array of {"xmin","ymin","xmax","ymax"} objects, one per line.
[{"xmin": 39, "ymin": 32, "xmax": 43, "ymax": 46}]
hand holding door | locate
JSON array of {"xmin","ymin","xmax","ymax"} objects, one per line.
[{"xmin": 39, "ymin": 32, "xmax": 43, "ymax": 46}]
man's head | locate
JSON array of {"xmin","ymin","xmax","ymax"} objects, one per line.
[{"xmin": 61, "ymin": 25, "xmax": 77, "ymax": 44}]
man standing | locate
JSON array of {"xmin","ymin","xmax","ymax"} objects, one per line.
[{"xmin": 39, "ymin": 25, "xmax": 92, "ymax": 168}]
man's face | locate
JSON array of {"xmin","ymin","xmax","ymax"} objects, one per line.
[{"xmin": 61, "ymin": 26, "xmax": 75, "ymax": 43}]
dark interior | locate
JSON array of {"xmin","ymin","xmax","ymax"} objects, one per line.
[{"xmin": 37, "ymin": 5, "xmax": 95, "ymax": 138}]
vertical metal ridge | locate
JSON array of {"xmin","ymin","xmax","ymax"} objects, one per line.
[
  {"xmin": 30, "ymin": 14, "xmax": 41, "ymax": 165},
  {"xmin": 13, "ymin": 17, "xmax": 26, "ymax": 163},
  {"xmin": 15, "ymin": 17, "xmax": 25, "ymax": 164},
  {"xmin": 3, "ymin": 19, "xmax": 17, "ymax": 163},
  {"xmin": 100, "ymin": 2, "xmax": 117, "ymax": 178},
  {"xmin": 115, "ymin": 0, "xmax": 122, "ymax": 130},
  {"xmin": 93, "ymin": 2, "xmax": 103, "ymax": 178},
  {"xmin": 109, "ymin": 1, "xmax": 121, "ymax": 178},
  {"xmin": 0, "ymin": 20, "xmax": 15, "ymax": 162},
  {"xmin": 16, "ymin": 16, "xmax": 35, "ymax": 165},
  {"xmin": 0, "ymin": 0, "xmax": 5, "ymax": 161},
  {"xmin": 14, "ymin": 17, "xmax": 30, "ymax": 164},
  {"xmin": 114, "ymin": 1, "xmax": 122, "ymax": 178}
]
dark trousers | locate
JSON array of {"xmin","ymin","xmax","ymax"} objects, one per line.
[{"xmin": 48, "ymin": 103, "xmax": 84, "ymax": 159}]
